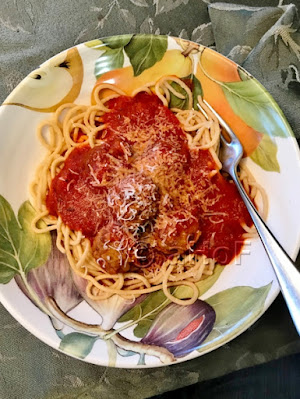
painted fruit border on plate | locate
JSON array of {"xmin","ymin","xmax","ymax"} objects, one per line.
[{"xmin": 0, "ymin": 34, "xmax": 300, "ymax": 368}]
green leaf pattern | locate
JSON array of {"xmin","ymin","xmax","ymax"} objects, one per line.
[
  {"xmin": 102, "ymin": 35, "xmax": 133, "ymax": 49},
  {"xmin": 124, "ymin": 35, "xmax": 168, "ymax": 76},
  {"xmin": 168, "ymin": 75, "xmax": 203, "ymax": 110},
  {"xmin": 222, "ymin": 78, "xmax": 289, "ymax": 138},
  {"xmin": 192, "ymin": 75, "xmax": 203, "ymax": 109},
  {"xmin": 0, "ymin": 197, "xmax": 21, "ymax": 283},
  {"xmin": 18, "ymin": 202, "xmax": 52, "ymax": 274},
  {"xmin": 250, "ymin": 135, "xmax": 280, "ymax": 172},
  {"xmin": 219, "ymin": 75, "xmax": 289, "ymax": 171},
  {"xmin": 95, "ymin": 48, "xmax": 125, "ymax": 79},
  {"xmin": 0, "ymin": 196, "xmax": 51, "ymax": 284},
  {"xmin": 174, "ymin": 264, "xmax": 224, "ymax": 300},
  {"xmin": 92, "ymin": 34, "xmax": 168, "ymax": 78},
  {"xmin": 119, "ymin": 290, "xmax": 170, "ymax": 338},
  {"xmin": 198, "ymin": 283, "xmax": 272, "ymax": 352},
  {"xmin": 59, "ymin": 333, "xmax": 97, "ymax": 359},
  {"xmin": 169, "ymin": 80, "xmax": 191, "ymax": 110}
]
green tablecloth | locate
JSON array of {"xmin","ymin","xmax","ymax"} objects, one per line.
[{"xmin": 1, "ymin": 1, "xmax": 300, "ymax": 398}]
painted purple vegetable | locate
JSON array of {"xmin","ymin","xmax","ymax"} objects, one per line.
[
  {"xmin": 15, "ymin": 233, "xmax": 82, "ymax": 313},
  {"xmin": 72, "ymin": 271, "xmax": 146, "ymax": 330},
  {"xmin": 141, "ymin": 300, "xmax": 216, "ymax": 357}
]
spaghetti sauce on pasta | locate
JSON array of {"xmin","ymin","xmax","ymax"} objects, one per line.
[{"xmin": 46, "ymin": 92, "xmax": 252, "ymax": 274}]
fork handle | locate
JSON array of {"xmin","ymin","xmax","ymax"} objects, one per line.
[{"xmin": 232, "ymin": 171, "xmax": 300, "ymax": 335}]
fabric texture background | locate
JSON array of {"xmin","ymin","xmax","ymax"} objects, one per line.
[{"xmin": 0, "ymin": 1, "xmax": 299, "ymax": 398}]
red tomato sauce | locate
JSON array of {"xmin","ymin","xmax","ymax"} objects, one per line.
[
  {"xmin": 190, "ymin": 150, "xmax": 253, "ymax": 264},
  {"xmin": 46, "ymin": 92, "xmax": 252, "ymax": 272}
]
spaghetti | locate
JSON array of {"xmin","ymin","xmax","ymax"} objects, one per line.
[{"xmin": 30, "ymin": 76, "xmax": 266, "ymax": 305}]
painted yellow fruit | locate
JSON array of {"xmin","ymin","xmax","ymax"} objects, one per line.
[
  {"xmin": 91, "ymin": 49, "xmax": 193, "ymax": 103},
  {"xmin": 4, "ymin": 48, "xmax": 83, "ymax": 112}
]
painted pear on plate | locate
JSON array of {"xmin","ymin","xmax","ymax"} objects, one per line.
[{"xmin": 4, "ymin": 48, "xmax": 83, "ymax": 112}]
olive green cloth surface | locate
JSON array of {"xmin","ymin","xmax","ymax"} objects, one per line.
[{"xmin": 0, "ymin": 1, "xmax": 300, "ymax": 398}]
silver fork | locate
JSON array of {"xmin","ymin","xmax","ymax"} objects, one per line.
[{"xmin": 198, "ymin": 99, "xmax": 300, "ymax": 335}]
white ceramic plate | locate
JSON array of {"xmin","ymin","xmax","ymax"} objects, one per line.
[{"xmin": 0, "ymin": 34, "xmax": 300, "ymax": 368}]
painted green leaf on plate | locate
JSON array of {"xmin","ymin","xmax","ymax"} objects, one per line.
[
  {"xmin": 169, "ymin": 80, "xmax": 190, "ymax": 110},
  {"xmin": 94, "ymin": 48, "xmax": 125, "ymax": 79},
  {"xmin": 238, "ymin": 67, "xmax": 251, "ymax": 82},
  {"xmin": 192, "ymin": 75, "xmax": 203, "ymax": 109},
  {"xmin": 90, "ymin": 35, "xmax": 134, "ymax": 78},
  {"xmin": 250, "ymin": 134, "xmax": 280, "ymax": 172},
  {"xmin": 119, "ymin": 289, "xmax": 170, "ymax": 338},
  {"xmin": 103, "ymin": 35, "xmax": 133, "ymax": 49},
  {"xmin": 124, "ymin": 35, "xmax": 168, "ymax": 76},
  {"xmin": 0, "ymin": 196, "xmax": 51, "ymax": 284},
  {"xmin": 86, "ymin": 35, "xmax": 132, "ymax": 51},
  {"xmin": 59, "ymin": 332, "xmax": 97, "ymax": 359},
  {"xmin": 222, "ymin": 79, "xmax": 289, "ymax": 138},
  {"xmin": 18, "ymin": 201, "xmax": 51, "ymax": 273},
  {"xmin": 0, "ymin": 196, "xmax": 20, "ymax": 283},
  {"xmin": 198, "ymin": 283, "xmax": 272, "ymax": 353},
  {"xmin": 169, "ymin": 75, "xmax": 203, "ymax": 110},
  {"xmin": 174, "ymin": 264, "xmax": 224, "ymax": 300},
  {"xmin": 85, "ymin": 39, "xmax": 105, "ymax": 50}
]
